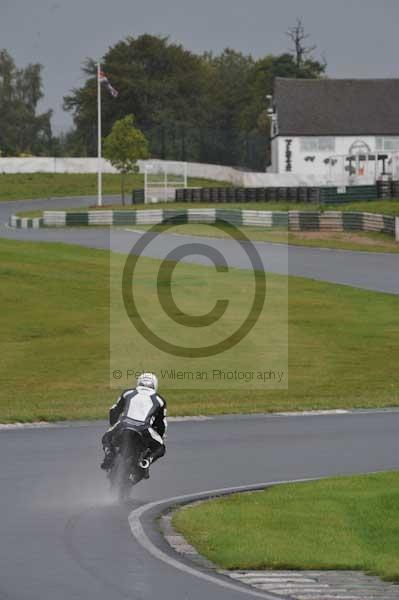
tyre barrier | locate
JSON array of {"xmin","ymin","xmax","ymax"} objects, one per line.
[
  {"xmin": 132, "ymin": 189, "xmax": 145, "ymax": 204},
  {"xmin": 138, "ymin": 183, "xmax": 399, "ymax": 205},
  {"xmin": 173, "ymin": 183, "xmax": 399, "ymax": 204},
  {"xmin": 376, "ymin": 180, "xmax": 392, "ymax": 200},
  {"xmin": 9, "ymin": 209, "xmax": 399, "ymax": 241},
  {"xmin": 8, "ymin": 215, "xmax": 44, "ymax": 228},
  {"xmin": 34, "ymin": 209, "xmax": 288, "ymax": 228},
  {"xmin": 288, "ymin": 211, "xmax": 396, "ymax": 235}
]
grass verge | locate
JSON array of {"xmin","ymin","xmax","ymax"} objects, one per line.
[
  {"xmin": 128, "ymin": 223, "xmax": 399, "ymax": 253},
  {"xmin": 0, "ymin": 173, "xmax": 229, "ymax": 201},
  {"xmin": 15, "ymin": 199, "xmax": 399, "ymax": 216},
  {"xmin": 0, "ymin": 238, "xmax": 398, "ymax": 422},
  {"xmin": 172, "ymin": 471, "xmax": 399, "ymax": 582}
]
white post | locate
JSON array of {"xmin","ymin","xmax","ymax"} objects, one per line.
[{"xmin": 97, "ymin": 62, "xmax": 102, "ymax": 207}]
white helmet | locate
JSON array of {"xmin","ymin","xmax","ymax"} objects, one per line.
[{"xmin": 137, "ymin": 372, "xmax": 158, "ymax": 391}]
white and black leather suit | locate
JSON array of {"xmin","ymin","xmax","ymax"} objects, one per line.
[{"xmin": 102, "ymin": 385, "xmax": 167, "ymax": 464}]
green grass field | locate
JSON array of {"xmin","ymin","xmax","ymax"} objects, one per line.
[
  {"xmin": 172, "ymin": 472, "xmax": 399, "ymax": 582},
  {"xmin": 1, "ymin": 238, "xmax": 398, "ymax": 422},
  {"xmin": 127, "ymin": 223, "xmax": 399, "ymax": 253},
  {"xmin": 0, "ymin": 173, "xmax": 229, "ymax": 201}
]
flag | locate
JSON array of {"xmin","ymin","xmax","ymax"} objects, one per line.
[{"xmin": 99, "ymin": 69, "xmax": 119, "ymax": 98}]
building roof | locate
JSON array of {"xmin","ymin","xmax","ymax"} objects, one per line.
[{"xmin": 274, "ymin": 78, "xmax": 399, "ymax": 136}]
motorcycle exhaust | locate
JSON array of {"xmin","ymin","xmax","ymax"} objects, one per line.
[{"xmin": 139, "ymin": 458, "xmax": 150, "ymax": 469}]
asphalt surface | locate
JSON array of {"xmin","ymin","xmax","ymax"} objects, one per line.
[
  {"xmin": 1, "ymin": 196, "xmax": 399, "ymax": 294},
  {"xmin": 1, "ymin": 412, "xmax": 399, "ymax": 600}
]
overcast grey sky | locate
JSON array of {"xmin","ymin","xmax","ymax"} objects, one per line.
[{"xmin": 2, "ymin": 0, "xmax": 399, "ymax": 132}]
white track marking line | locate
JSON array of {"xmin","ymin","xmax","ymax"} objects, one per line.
[
  {"xmin": 168, "ymin": 416, "xmax": 212, "ymax": 422},
  {"xmin": 129, "ymin": 471, "xmax": 399, "ymax": 598},
  {"xmin": 0, "ymin": 415, "xmax": 212, "ymax": 430},
  {"xmin": 275, "ymin": 409, "xmax": 349, "ymax": 416},
  {"xmin": 128, "ymin": 478, "xmax": 317, "ymax": 600},
  {"xmin": 2, "ymin": 408, "xmax": 399, "ymax": 430},
  {"xmin": 0, "ymin": 421, "xmax": 70, "ymax": 430}
]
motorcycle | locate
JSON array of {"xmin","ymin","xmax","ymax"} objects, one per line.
[{"xmin": 107, "ymin": 419, "xmax": 152, "ymax": 501}]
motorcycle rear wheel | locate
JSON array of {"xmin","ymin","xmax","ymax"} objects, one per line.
[{"xmin": 109, "ymin": 430, "xmax": 145, "ymax": 501}]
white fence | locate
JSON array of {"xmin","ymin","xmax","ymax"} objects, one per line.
[
  {"xmin": 0, "ymin": 157, "xmax": 368, "ymax": 187},
  {"xmin": 0, "ymin": 157, "xmax": 118, "ymax": 174}
]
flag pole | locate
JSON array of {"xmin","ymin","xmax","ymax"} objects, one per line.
[{"xmin": 97, "ymin": 62, "xmax": 102, "ymax": 207}]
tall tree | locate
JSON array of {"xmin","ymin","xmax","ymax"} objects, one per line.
[
  {"xmin": 0, "ymin": 50, "xmax": 52, "ymax": 155},
  {"xmin": 201, "ymin": 49, "xmax": 254, "ymax": 165},
  {"xmin": 64, "ymin": 35, "xmax": 208, "ymax": 157}
]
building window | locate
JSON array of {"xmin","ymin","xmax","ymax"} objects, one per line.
[
  {"xmin": 300, "ymin": 137, "xmax": 335, "ymax": 152},
  {"xmin": 376, "ymin": 137, "xmax": 399, "ymax": 151}
]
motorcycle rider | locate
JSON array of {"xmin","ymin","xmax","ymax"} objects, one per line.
[{"xmin": 101, "ymin": 372, "xmax": 167, "ymax": 478}]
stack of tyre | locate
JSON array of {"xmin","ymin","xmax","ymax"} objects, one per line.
[{"xmin": 175, "ymin": 187, "xmax": 317, "ymax": 203}]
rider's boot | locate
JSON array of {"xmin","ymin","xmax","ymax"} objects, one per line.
[{"xmin": 139, "ymin": 454, "xmax": 151, "ymax": 479}]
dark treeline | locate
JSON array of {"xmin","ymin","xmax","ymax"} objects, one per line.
[
  {"xmin": 63, "ymin": 32, "xmax": 325, "ymax": 170},
  {"xmin": 0, "ymin": 23, "xmax": 326, "ymax": 169}
]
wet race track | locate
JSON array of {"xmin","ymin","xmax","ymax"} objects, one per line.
[{"xmin": 1, "ymin": 197, "xmax": 399, "ymax": 599}]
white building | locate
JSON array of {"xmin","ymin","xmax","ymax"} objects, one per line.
[{"xmin": 269, "ymin": 78, "xmax": 399, "ymax": 180}]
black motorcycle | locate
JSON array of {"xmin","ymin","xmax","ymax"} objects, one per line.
[{"xmin": 107, "ymin": 419, "xmax": 152, "ymax": 501}]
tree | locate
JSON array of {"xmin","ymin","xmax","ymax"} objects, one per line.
[
  {"xmin": 103, "ymin": 114, "xmax": 149, "ymax": 205},
  {"xmin": 0, "ymin": 49, "xmax": 52, "ymax": 155},
  {"xmin": 286, "ymin": 18, "xmax": 316, "ymax": 69},
  {"xmin": 64, "ymin": 35, "xmax": 208, "ymax": 157},
  {"xmin": 286, "ymin": 18, "xmax": 326, "ymax": 75},
  {"xmin": 201, "ymin": 49, "xmax": 255, "ymax": 165}
]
